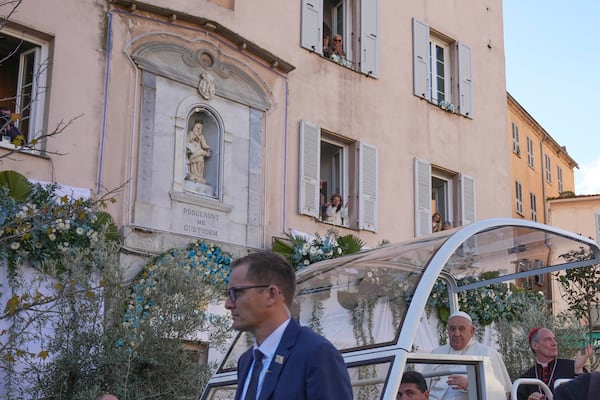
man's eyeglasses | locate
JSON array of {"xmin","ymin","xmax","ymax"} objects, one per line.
[{"xmin": 225, "ymin": 285, "xmax": 269, "ymax": 302}]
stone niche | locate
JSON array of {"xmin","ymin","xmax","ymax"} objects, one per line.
[{"xmin": 129, "ymin": 34, "xmax": 272, "ymax": 249}]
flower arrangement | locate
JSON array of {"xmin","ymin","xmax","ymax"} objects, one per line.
[
  {"xmin": 427, "ymin": 271, "xmax": 543, "ymax": 326},
  {"xmin": 120, "ymin": 241, "xmax": 232, "ymax": 346},
  {"xmin": 0, "ymin": 170, "xmax": 118, "ymax": 272},
  {"xmin": 273, "ymin": 228, "xmax": 364, "ymax": 270}
]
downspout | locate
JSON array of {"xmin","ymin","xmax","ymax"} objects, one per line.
[
  {"xmin": 97, "ymin": 11, "xmax": 113, "ymax": 195},
  {"xmin": 540, "ymin": 134, "xmax": 548, "ymax": 223}
]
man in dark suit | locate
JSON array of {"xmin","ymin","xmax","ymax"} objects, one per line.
[
  {"xmin": 517, "ymin": 327, "xmax": 592, "ymax": 400},
  {"xmin": 225, "ymin": 251, "xmax": 353, "ymax": 400}
]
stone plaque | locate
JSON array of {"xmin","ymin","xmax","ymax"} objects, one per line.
[{"xmin": 172, "ymin": 203, "xmax": 226, "ymax": 241}]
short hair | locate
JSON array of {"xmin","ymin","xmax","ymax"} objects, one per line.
[
  {"xmin": 231, "ymin": 251, "xmax": 296, "ymax": 307},
  {"xmin": 401, "ymin": 371, "xmax": 428, "ymax": 393}
]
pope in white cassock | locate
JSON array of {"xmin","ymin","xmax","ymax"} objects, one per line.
[{"xmin": 425, "ymin": 311, "xmax": 512, "ymax": 400}]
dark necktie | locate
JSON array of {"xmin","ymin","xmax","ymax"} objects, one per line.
[{"xmin": 245, "ymin": 349, "xmax": 264, "ymax": 400}]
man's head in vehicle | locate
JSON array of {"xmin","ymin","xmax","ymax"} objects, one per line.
[{"xmin": 447, "ymin": 311, "xmax": 475, "ymax": 351}]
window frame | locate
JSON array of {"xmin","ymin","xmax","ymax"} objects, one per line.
[
  {"xmin": 526, "ymin": 136, "xmax": 535, "ymax": 168},
  {"xmin": 530, "ymin": 192, "xmax": 537, "ymax": 222},
  {"xmin": 298, "ymin": 120, "xmax": 378, "ymax": 231},
  {"xmin": 511, "ymin": 122, "xmax": 520, "ymax": 156},
  {"xmin": 412, "ymin": 18, "xmax": 473, "ymax": 117},
  {"xmin": 544, "ymin": 154, "xmax": 552, "ymax": 183},
  {"xmin": 300, "ymin": 0, "xmax": 380, "ymax": 76},
  {"xmin": 0, "ymin": 26, "xmax": 49, "ymax": 149},
  {"xmin": 557, "ymin": 165, "xmax": 563, "ymax": 193},
  {"xmin": 414, "ymin": 158, "xmax": 475, "ymax": 237},
  {"xmin": 515, "ymin": 181, "xmax": 523, "ymax": 215}
]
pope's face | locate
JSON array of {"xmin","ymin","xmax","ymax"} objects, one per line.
[{"xmin": 447, "ymin": 316, "xmax": 475, "ymax": 351}]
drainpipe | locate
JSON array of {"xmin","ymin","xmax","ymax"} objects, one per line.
[
  {"xmin": 97, "ymin": 10, "xmax": 113, "ymax": 195},
  {"xmin": 540, "ymin": 134, "xmax": 548, "ymax": 223}
]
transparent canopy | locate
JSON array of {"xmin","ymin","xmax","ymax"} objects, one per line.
[{"xmin": 202, "ymin": 219, "xmax": 600, "ymax": 400}]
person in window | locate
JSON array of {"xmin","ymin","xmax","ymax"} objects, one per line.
[
  {"xmin": 322, "ymin": 34, "xmax": 332, "ymax": 58},
  {"xmin": 0, "ymin": 107, "xmax": 23, "ymax": 144},
  {"xmin": 325, "ymin": 194, "xmax": 348, "ymax": 226},
  {"xmin": 330, "ymin": 34, "xmax": 348, "ymax": 66},
  {"xmin": 432, "ymin": 212, "xmax": 442, "ymax": 232},
  {"xmin": 442, "ymin": 221, "xmax": 452, "ymax": 231}
]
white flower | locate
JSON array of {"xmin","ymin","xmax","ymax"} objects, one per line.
[
  {"xmin": 337, "ymin": 248, "xmax": 343, "ymax": 254},
  {"xmin": 302, "ymin": 243, "xmax": 310, "ymax": 251},
  {"xmin": 10, "ymin": 242, "xmax": 20, "ymax": 250},
  {"xmin": 303, "ymin": 259, "xmax": 310, "ymax": 265},
  {"xmin": 48, "ymin": 233, "xmax": 56, "ymax": 241},
  {"xmin": 76, "ymin": 227, "xmax": 84, "ymax": 235}
]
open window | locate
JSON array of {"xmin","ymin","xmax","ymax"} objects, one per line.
[
  {"xmin": 0, "ymin": 26, "xmax": 49, "ymax": 147},
  {"xmin": 412, "ymin": 18, "xmax": 472, "ymax": 117},
  {"xmin": 299, "ymin": 120, "xmax": 378, "ymax": 231},
  {"xmin": 300, "ymin": 0, "xmax": 379, "ymax": 76},
  {"xmin": 414, "ymin": 158, "xmax": 475, "ymax": 236}
]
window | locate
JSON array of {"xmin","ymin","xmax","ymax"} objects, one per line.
[
  {"xmin": 299, "ymin": 120, "xmax": 378, "ymax": 231},
  {"xmin": 511, "ymin": 122, "xmax": 520, "ymax": 155},
  {"xmin": 557, "ymin": 166, "xmax": 563, "ymax": 193},
  {"xmin": 526, "ymin": 136, "xmax": 535, "ymax": 167},
  {"xmin": 300, "ymin": 0, "xmax": 379, "ymax": 76},
  {"xmin": 530, "ymin": 192, "xmax": 537, "ymax": 222},
  {"xmin": 412, "ymin": 18, "xmax": 472, "ymax": 117},
  {"xmin": 544, "ymin": 154, "xmax": 552, "ymax": 183},
  {"xmin": 515, "ymin": 181, "xmax": 523, "ymax": 215},
  {"xmin": 0, "ymin": 27, "xmax": 49, "ymax": 146},
  {"xmin": 414, "ymin": 158, "xmax": 475, "ymax": 236}
]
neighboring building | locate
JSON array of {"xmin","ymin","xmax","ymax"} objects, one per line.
[
  {"xmin": 548, "ymin": 194, "xmax": 600, "ymax": 318},
  {"xmin": 507, "ymin": 93, "xmax": 579, "ymax": 307},
  {"xmin": 1, "ymin": 1, "xmax": 510, "ymax": 268}
]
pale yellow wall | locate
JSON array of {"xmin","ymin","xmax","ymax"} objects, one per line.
[
  {"xmin": 507, "ymin": 94, "xmax": 577, "ymax": 223},
  {"xmin": 548, "ymin": 196, "xmax": 600, "ymax": 316},
  {"xmin": 2, "ymin": 0, "xmax": 512, "ymax": 249}
]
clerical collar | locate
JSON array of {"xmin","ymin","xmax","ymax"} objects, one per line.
[{"xmin": 536, "ymin": 358, "xmax": 555, "ymax": 368}]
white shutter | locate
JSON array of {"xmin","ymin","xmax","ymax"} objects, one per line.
[
  {"xmin": 299, "ymin": 120, "xmax": 321, "ymax": 217},
  {"xmin": 460, "ymin": 173, "xmax": 476, "ymax": 225},
  {"xmin": 412, "ymin": 18, "xmax": 430, "ymax": 100},
  {"xmin": 359, "ymin": 142, "xmax": 378, "ymax": 231},
  {"xmin": 360, "ymin": 0, "xmax": 379, "ymax": 77},
  {"xmin": 596, "ymin": 213, "xmax": 600, "ymax": 245},
  {"xmin": 414, "ymin": 158, "xmax": 432, "ymax": 236},
  {"xmin": 301, "ymin": 0, "xmax": 323, "ymax": 53},
  {"xmin": 457, "ymin": 42, "xmax": 473, "ymax": 118}
]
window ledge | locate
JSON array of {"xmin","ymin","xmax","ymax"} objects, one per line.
[
  {"xmin": 169, "ymin": 190, "xmax": 232, "ymax": 213},
  {"xmin": 0, "ymin": 142, "xmax": 46, "ymax": 158}
]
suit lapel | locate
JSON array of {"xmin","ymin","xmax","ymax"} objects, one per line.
[
  {"xmin": 235, "ymin": 350, "xmax": 254, "ymax": 400},
  {"xmin": 258, "ymin": 319, "xmax": 300, "ymax": 400}
]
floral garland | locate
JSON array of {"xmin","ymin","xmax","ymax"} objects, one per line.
[
  {"xmin": 273, "ymin": 228, "xmax": 364, "ymax": 271},
  {"xmin": 427, "ymin": 272, "xmax": 542, "ymax": 326},
  {"xmin": 119, "ymin": 241, "xmax": 232, "ymax": 347},
  {"xmin": 0, "ymin": 181, "xmax": 115, "ymax": 272}
]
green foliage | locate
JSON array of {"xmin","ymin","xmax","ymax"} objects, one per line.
[
  {"xmin": 2, "ymin": 239, "xmax": 234, "ymax": 399},
  {"xmin": 556, "ymin": 247, "xmax": 600, "ymax": 328},
  {"xmin": 427, "ymin": 272, "xmax": 542, "ymax": 326},
  {"xmin": 273, "ymin": 228, "xmax": 364, "ymax": 270},
  {"xmin": 0, "ymin": 170, "xmax": 120, "ymax": 273}
]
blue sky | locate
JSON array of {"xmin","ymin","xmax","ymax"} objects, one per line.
[{"xmin": 503, "ymin": 1, "xmax": 600, "ymax": 195}]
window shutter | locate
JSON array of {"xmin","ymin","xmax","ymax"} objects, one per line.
[
  {"xmin": 301, "ymin": 0, "xmax": 323, "ymax": 53},
  {"xmin": 360, "ymin": 0, "xmax": 379, "ymax": 77},
  {"xmin": 299, "ymin": 120, "xmax": 321, "ymax": 217},
  {"xmin": 460, "ymin": 173, "xmax": 476, "ymax": 225},
  {"xmin": 596, "ymin": 213, "xmax": 600, "ymax": 245},
  {"xmin": 358, "ymin": 142, "xmax": 378, "ymax": 231},
  {"xmin": 457, "ymin": 42, "xmax": 473, "ymax": 118},
  {"xmin": 414, "ymin": 158, "xmax": 432, "ymax": 236},
  {"xmin": 412, "ymin": 18, "xmax": 430, "ymax": 101}
]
